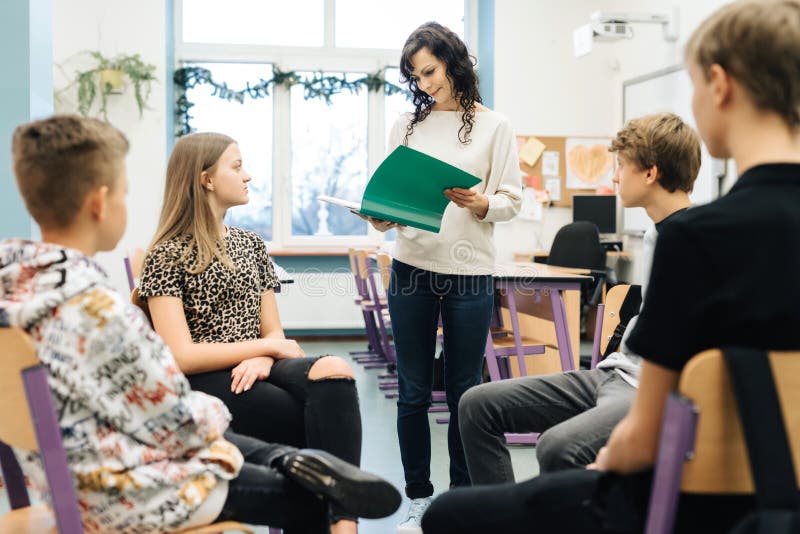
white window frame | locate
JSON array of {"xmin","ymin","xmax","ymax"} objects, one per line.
[{"xmin": 174, "ymin": 0, "xmax": 475, "ymax": 250}]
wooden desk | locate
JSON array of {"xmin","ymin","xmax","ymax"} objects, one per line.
[
  {"xmin": 492, "ymin": 262, "xmax": 590, "ymax": 375},
  {"xmin": 513, "ymin": 251, "xmax": 632, "ymax": 263}
]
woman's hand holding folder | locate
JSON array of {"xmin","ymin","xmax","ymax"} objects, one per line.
[
  {"xmin": 444, "ymin": 187, "xmax": 489, "ymax": 219},
  {"xmin": 355, "ymin": 212, "xmax": 404, "ymax": 232}
]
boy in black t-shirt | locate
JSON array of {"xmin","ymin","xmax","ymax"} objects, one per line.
[{"xmin": 421, "ymin": 1, "xmax": 800, "ymax": 533}]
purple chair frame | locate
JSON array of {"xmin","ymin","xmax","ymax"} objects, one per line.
[
  {"xmin": 644, "ymin": 393, "xmax": 699, "ymax": 534},
  {"xmin": 364, "ymin": 256, "xmax": 396, "ymax": 368},
  {"xmin": 124, "ymin": 255, "xmax": 136, "ymax": 292},
  {"xmin": 349, "ymin": 252, "xmax": 388, "ymax": 365},
  {"xmin": 0, "ymin": 364, "xmax": 86, "ymax": 533},
  {"xmin": 483, "ymin": 281, "xmax": 580, "ymax": 446},
  {"xmin": 1, "ymin": 362, "xmax": 280, "ymax": 534},
  {"xmin": 589, "ymin": 303, "xmax": 606, "ymax": 369},
  {"xmin": 483, "ymin": 286, "xmax": 547, "ymax": 382}
]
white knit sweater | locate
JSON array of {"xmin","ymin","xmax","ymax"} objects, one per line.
[{"xmin": 388, "ymin": 110, "xmax": 522, "ymax": 275}]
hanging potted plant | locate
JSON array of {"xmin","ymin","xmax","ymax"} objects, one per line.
[{"xmin": 72, "ymin": 52, "xmax": 157, "ymax": 119}]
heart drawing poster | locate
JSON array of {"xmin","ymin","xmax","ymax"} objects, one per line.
[{"xmin": 565, "ymin": 137, "xmax": 614, "ymax": 190}]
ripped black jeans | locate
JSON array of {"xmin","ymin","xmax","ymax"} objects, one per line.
[{"xmin": 188, "ymin": 355, "xmax": 362, "ymax": 523}]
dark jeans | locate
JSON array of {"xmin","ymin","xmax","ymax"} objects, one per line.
[
  {"xmin": 421, "ymin": 468, "xmax": 755, "ymax": 534},
  {"xmin": 388, "ymin": 259, "xmax": 494, "ymax": 498},
  {"xmin": 189, "ymin": 356, "xmax": 362, "ymax": 521},
  {"xmin": 216, "ymin": 431, "xmax": 331, "ymax": 533}
]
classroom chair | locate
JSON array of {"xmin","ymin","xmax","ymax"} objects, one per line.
[
  {"xmin": 131, "ymin": 286, "xmax": 153, "ymax": 326},
  {"xmin": 347, "ymin": 248, "xmax": 388, "ymax": 366},
  {"xmin": 644, "ymin": 348, "xmax": 800, "ymax": 534},
  {"xmin": 589, "ymin": 284, "xmax": 641, "ymax": 369},
  {"xmin": 0, "ymin": 326, "xmax": 271, "ymax": 534},
  {"xmin": 480, "ymin": 286, "xmax": 550, "ymax": 445},
  {"xmin": 372, "ymin": 251, "xmax": 402, "ymax": 397},
  {"xmin": 546, "ymin": 222, "xmax": 609, "ymax": 331},
  {"xmin": 123, "ymin": 247, "xmax": 146, "ymax": 292},
  {"xmin": 358, "ymin": 250, "xmax": 395, "ymax": 368},
  {"xmin": 483, "ymin": 288, "xmax": 549, "ymax": 383}
]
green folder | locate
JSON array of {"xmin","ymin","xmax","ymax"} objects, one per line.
[{"xmin": 319, "ymin": 145, "xmax": 481, "ymax": 233}]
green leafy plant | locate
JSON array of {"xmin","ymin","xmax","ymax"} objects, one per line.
[{"xmin": 73, "ymin": 52, "xmax": 157, "ymax": 119}]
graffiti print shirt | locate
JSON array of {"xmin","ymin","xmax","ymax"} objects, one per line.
[{"xmin": 0, "ymin": 240, "xmax": 243, "ymax": 533}]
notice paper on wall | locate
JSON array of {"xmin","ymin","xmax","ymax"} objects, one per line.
[
  {"xmin": 545, "ymin": 177, "xmax": 562, "ymax": 201},
  {"xmin": 542, "ymin": 151, "xmax": 560, "ymax": 176}
]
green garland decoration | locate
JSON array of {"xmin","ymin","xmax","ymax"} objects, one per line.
[{"xmin": 174, "ymin": 65, "xmax": 408, "ymax": 136}]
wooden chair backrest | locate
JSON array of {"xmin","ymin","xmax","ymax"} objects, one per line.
[
  {"xmin": 599, "ymin": 284, "xmax": 631, "ymax": 355},
  {"xmin": 0, "ymin": 328, "xmax": 42, "ymax": 451},
  {"xmin": 130, "ymin": 247, "xmax": 145, "ymax": 280},
  {"xmin": 352, "ymin": 249, "xmax": 372, "ymax": 282},
  {"xmin": 679, "ymin": 348, "xmax": 800, "ymax": 494},
  {"xmin": 375, "ymin": 252, "xmax": 392, "ymax": 291},
  {"xmin": 131, "ymin": 287, "xmax": 153, "ymax": 327},
  {"xmin": 347, "ymin": 248, "xmax": 359, "ymax": 278}
]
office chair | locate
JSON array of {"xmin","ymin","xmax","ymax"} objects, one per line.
[{"xmin": 547, "ymin": 221, "xmax": 610, "ymax": 333}]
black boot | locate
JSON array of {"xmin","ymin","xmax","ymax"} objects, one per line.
[{"xmin": 278, "ymin": 448, "xmax": 401, "ymax": 519}]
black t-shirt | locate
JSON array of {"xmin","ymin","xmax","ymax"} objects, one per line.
[{"xmin": 626, "ymin": 163, "xmax": 800, "ymax": 371}]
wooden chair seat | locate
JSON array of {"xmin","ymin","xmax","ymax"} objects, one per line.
[
  {"xmin": 0, "ymin": 506, "xmax": 253, "ymax": 534},
  {"xmin": 490, "ymin": 334, "xmax": 549, "ymax": 350},
  {"xmin": 359, "ymin": 297, "xmax": 387, "ymax": 308},
  {"xmin": 0, "ymin": 504, "xmax": 56, "ymax": 533},
  {"xmin": 179, "ymin": 520, "xmax": 255, "ymax": 533}
]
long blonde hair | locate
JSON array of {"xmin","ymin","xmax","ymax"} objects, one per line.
[{"xmin": 150, "ymin": 132, "xmax": 236, "ymax": 273}]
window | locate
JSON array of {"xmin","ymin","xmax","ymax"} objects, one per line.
[
  {"xmin": 185, "ymin": 62, "xmax": 274, "ymax": 240},
  {"xmin": 336, "ymin": 0, "xmax": 465, "ymax": 49},
  {"xmin": 181, "ymin": 0, "xmax": 324, "ymax": 46},
  {"xmin": 290, "ymin": 72, "xmax": 369, "ymax": 237},
  {"xmin": 176, "ymin": 0, "xmax": 470, "ymax": 249}
]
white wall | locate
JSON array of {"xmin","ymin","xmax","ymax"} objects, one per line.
[
  {"xmin": 53, "ymin": 0, "xmax": 168, "ymax": 294},
  {"xmin": 492, "ymin": 0, "xmax": 623, "ymax": 258},
  {"xmin": 493, "ymin": 0, "xmax": 733, "ymax": 283}
]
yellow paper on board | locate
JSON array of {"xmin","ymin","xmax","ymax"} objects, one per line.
[{"xmin": 519, "ymin": 136, "xmax": 546, "ymax": 167}]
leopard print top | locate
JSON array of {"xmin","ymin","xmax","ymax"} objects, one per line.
[{"xmin": 138, "ymin": 227, "xmax": 279, "ymax": 343}]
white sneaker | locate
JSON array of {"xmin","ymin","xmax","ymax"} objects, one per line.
[{"xmin": 396, "ymin": 497, "xmax": 433, "ymax": 534}]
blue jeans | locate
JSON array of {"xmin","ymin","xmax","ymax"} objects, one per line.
[{"xmin": 388, "ymin": 260, "xmax": 494, "ymax": 498}]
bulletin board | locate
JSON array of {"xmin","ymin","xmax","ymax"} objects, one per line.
[{"xmin": 517, "ymin": 135, "xmax": 614, "ymax": 208}]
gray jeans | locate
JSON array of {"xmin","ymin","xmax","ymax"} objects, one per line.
[{"xmin": 458, "ymin": 368, "xmax": 635, "ymax": 484}]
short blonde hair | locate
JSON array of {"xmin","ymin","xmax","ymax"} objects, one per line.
[
  {"xmin": 12, "ymin": 115, "xmax": 129, "ymax": 228},
  {"xmin": 610, "ymin": 112, "xmax": 701, "ymax": 193},
  {"xmin": 685, "ymin": 0, "xmax": 800, "ymax": 129}
]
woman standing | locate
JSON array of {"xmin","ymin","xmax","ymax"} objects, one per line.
[{"xmin": 366, "ymin": 21, "xmax": 522, "ymax": 533}]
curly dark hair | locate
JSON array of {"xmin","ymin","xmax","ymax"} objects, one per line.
[{"xmin": 399, "ymin": 21, "xmax": 482, "ymax": 145}]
